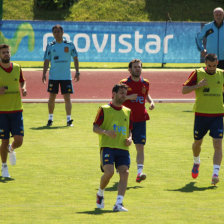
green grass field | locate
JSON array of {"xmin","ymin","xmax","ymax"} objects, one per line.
[{"xmin": 1, "ymin": 103, "xmax": 224, "ymax": 224}]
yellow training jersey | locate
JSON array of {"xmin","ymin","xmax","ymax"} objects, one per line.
[
  {"xmin": 0, "ymin": 63, "xmax": 23, "ymax": 112},
  {"xmin": 194, "ymin": 68, "xmax": 224, "ymax": 114}
]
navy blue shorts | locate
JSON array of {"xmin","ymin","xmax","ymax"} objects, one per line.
[
  {"xmin": 132, "ymin": 121, "xmax": 146, "ymax": 145},
  {"xmin": 48, "ymin": 80, "xmax": 74, "ymax": 94},
  {"xmin": 194, "ymin": 115, "xmax": 223, "ymax": 140},
  {"xmin": 0, "ymin": 112, "xmax": 24, "ymax": 139},
  {"xmin": 100, "ymin": 147, "xmax": 130, "ymax": 172}
]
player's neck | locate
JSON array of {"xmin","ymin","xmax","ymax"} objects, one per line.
[
  {"xmin": 56, "ymin": 39, "xmax": 63, "ymax": 43},
  {"xmin": 131, "ymin": 76, "xmax": 140, "ymax": 82},
  {"xmin": 0, "ymin": 62, "xmax": 11, "ymax": 69},
  {"xmin": 111, "ymin": 101, "xmax": 122, "ymax": 108}
]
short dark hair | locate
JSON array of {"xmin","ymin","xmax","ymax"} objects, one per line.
[
  {"xmin": 128, "ymin": 59, "xmax": 142, "ymax": 69},
  {"xmin": 0, "ymin": 44, "xmax": 10, "ymax": 50},
  {"xmin": 205, "ymin": 53, "xmax": 217, "ymax": 62},
  {"xmin": 112, "ymin": 84, "xmax": 128, "ymax": 93},
  {"xmin": 52, "ymin": 24, "xmax": 63, "ymax": 32}
]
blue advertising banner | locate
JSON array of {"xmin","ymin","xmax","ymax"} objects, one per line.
[{"xmin": 0, "ymin": 20, "xmax": 201, "ymax": 63}]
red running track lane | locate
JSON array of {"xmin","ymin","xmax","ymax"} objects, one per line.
[{"xmin": 22, "ymin": 70, "xmax": 195, "ymax": 99}]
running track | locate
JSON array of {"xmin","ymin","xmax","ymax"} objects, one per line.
[{"xmin": 22, "ymin": 70, "xmax": 195, "ymax": 102}]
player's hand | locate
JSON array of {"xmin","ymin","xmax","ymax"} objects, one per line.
[
  {"xmin": 149, "ymin": 101, "xmax": 155, "ymax": 110},
  {"xmin": 22, "ymin": 88, "xmax": 27, "ymax": 97},
  {"xmin": 74, "ymin": 72, "xmax": 80, "ymax": 82},
  {"xmin": 104, "ymin": 130, "xmax": 117, "ymax": 138},
  {"xmin": 42, "ymin": 74, "xmax": 46, "ymax": 84},
  {"xmin": 125, "ymin": 137, "xmax": 132, "ymax": 146},
  {"xmin": 126, "ymin": 93, "xmax": 138, "ymax": 101},
  {"xmin": 198, "ymin": 79, "xmax": 208, "ymax": 88},
  {"xmin": 0, "ymin": 86, "xmax": 6, "ymax": 95}
]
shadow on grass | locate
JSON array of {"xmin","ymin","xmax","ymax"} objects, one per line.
[
  {"xmin": 182, "ymin": 110, "xmax": 193, "ymax": 113},
  {"xmin": 77, "ymin": 208, "xmax": 114, "ymax": 215},
  {"xmin": 167, "ymin": 181, "xmax": 217, "ymax": 193},
  {"xmin": 30, "ymin": 126, "xmax": 68, "ymax": 130},
  {"xmin": 0, "ymin": 176, "xmax": 15, "ymax": 183},
  {"xmin": 104, "ymin": 182, "xmax": 143, "ymax": 192}
]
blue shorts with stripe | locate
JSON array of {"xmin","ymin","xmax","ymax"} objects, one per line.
[
  {"xmin": 100, "ymin": 147, "xmax": 130, "ymax": 172},
  {"xmin": 132, "ymin": 121, "xmax": 146, "ymax": 145},
  {"xmin": 0, "ymin": 112, "xmax": 24, "ymax": 139},
  {"xmin": 194, "ymin": 115, "xmax": 223, "ymax": 140}
]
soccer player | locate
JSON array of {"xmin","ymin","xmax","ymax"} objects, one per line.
[
  {"xmin": 94, "ymin": 84, "xmax": 133, "ymax": 212},
  {"xmin": 120, "ymin": 59, "xmax": 155, "ymax": 183},
  {"xmin": 182, "ymin": 53, "xmax": 224, "ymax": 185},
  {"xmin": 42, "ymin": 24, "xmax": 80, "ymax": 127},
  {"xmin": 0, "ymin": 44, "xmax": 27, "ymax": 178}
]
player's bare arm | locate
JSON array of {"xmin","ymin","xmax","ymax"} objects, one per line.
[
  {"xmin": 20, "ymin": 81, "xmax": 27, "ymax": 97},
  {"xmin": 124, "ymin": 131, "xmax": 132, "ymax": 146},
  {"xmin": 93, "ymin": 124, "xmax": 117, "ymax": 138},
  {"xmin": 42, "ymin": 59, "xmax": 50, "ymax": 84},
  {"xmin": 73, "ymin": 56, "xmax": 80, "ymax": 82},
  {"xmin": 182, "ymin": 78, "xmax": 208, "ymax": 94},
  {"xmin": 147, "ymin": 94, "xmax": 155, "ymax": 110},
  {"xmin": 125, "ymin": 93, "xmax": 138, "ymax": 101}
]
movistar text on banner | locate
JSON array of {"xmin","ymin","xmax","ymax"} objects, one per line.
[{"xmin": 0, "ymin": 20, "xmax": 201, "ymax": 63}]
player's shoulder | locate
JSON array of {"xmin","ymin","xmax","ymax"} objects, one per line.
[
  {"xmin": 11, "ymin": 63, "xmax": 21, "ymax": 72},
  {"xmin": 102, "ymin": 104, "xmax": 110, "ymax": 109},
  {"xmin": 216, "ymin": 68, "xmax": 224, "ymax": 73},
  {"xmin": 204, "ymin": 21, "xmax": 216, "ymax": 29},
  {"xmin": 122, "ymin": 105, "xmax": 131, "ymax": 112},
  {"xmin": 63, "ymin": 39, "xmax": 74, "ymax": 46},
  {"xmin": 120, "ymin": 78, "xmax": 128, "ymax": 84},
  {"xmin": 142, "ymin": 78, "xmax": 150, "ymax": 85},
  {"xmin": 48, "ymin": 40, "xmax": 56, "ymax": 47},
  {"xmin": 12, "ymin": 62, "xmax": 20, "ymax": 68}
]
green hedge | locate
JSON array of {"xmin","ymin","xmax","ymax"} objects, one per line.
[{"xmin": 35, "ymin": 0, "xmax": 77, "ymax": 9}]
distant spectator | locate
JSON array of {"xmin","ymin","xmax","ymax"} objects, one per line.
[{"xmin": 196, "ymin": 7, "xmax": 224, "ymax": 69}]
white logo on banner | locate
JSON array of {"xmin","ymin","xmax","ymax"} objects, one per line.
[{"xmin": 43, "ymin": 32, "xmax": 173, "ymax": 54}]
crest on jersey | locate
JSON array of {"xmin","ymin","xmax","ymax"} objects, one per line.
[{"xmin": 64, "ymin": 47, "xmax": 69, "ymax": 52}]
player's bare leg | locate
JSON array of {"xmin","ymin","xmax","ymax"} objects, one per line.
[
  {"xmin": 212, "ymin": 138, "xmax": 222, "ymax": 185},
  {"xmin": 7, "ymin": 135, "xmax": 23, "ymax": 166},
  {"xmin": 11, "ymin": 135, "xmax": 23, "ymax": 150},
  {"xmin": 47, "ymin": 93, "xmax": 56, "ymax": 126},
  {"xmin": 48, "ymin": 93, "xmax": 57, "ymax": 114},
  {"xmin": 192, "ymin": 139, "xmax": 203, "ymax": 157},
  {"xmin": 135, "ymin": 144, "xmax": 146, "ymax": 182},
  {"xmin": 113, "ymin": 165, "xmax": 129, "ymax": 212},
  {"xmin": 1, "ymin": 139, "xmax": 10, "ymax": 177},
  {"xmin": 117, "ymin": 165, "xmax": 129, "ymax": 196},
  {"xmin": 100, "ymin": 164, "xmax": 114, "ymax": 190},
  {"xmin": 191, "ymin": 139, "xmax": 202, "ymax": 179},
  {"xmin": 63, "ymin": 93, "xmax": 72, "ymax": 116},
  {"xmin": 96, "ymin": 164, "xmax": 114, "ymax": 209},
  {"xmin": 0, "ymin": 139, "xmax": 9, "ymax": 163},
  {"xmin": 63, "ymin": 93, "xmax": 73, "ymax": 126}
]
